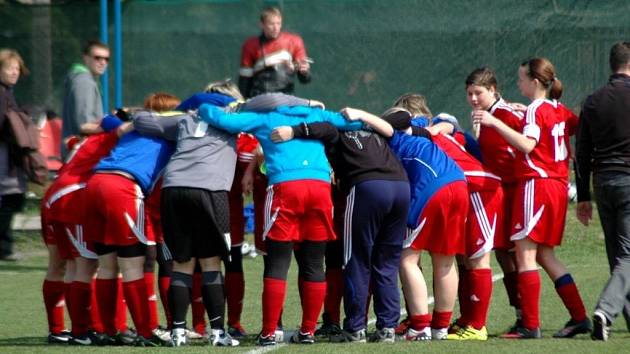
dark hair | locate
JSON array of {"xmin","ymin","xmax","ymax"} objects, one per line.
[
  {"xmin": 82, "ymin": 39, "xmax": 109, "ymax": 56},
  {"xmin": 465, "ymin": 67, "xmax": 498, "ymax": 91},
  {"xmin": 260, "ymin": 6, "xmax": 282, "ymax": 22},
  {"xmin": 521, "ymin": 57, "xmax": 563, "ymax": 100},
  {"xmin": 609, "ymin": 41, "xmax": 630, "ymax": 73}
]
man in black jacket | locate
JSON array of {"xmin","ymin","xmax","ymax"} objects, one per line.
[{"xmin": 575, "ymin": 41, "xmax": 630, "ymax": 341}]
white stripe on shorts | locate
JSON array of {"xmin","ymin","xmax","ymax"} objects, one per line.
[{"xmin": 342, "ymin": 186, "xmax": 356, "ymax": 267}]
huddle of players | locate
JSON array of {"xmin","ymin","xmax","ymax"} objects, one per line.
[{"xmin": 39, "ymin": 56, "xmax": 590, "ymax": 347}]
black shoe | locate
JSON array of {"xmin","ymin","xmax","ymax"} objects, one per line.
[
  {"xmin": 114, "ymin": 328, "xmax": 137, "ymax": 345},
  {"xmin": 506, "ymin": 319, "xmax": 523, "ymax": 335},
  {"xmin": 47, "ymin": 331, "xmax": 71, "ymax": 344},
  {"xmin": 591, "ymin": 312, "xmax": 610, "ymax": 341},
  {"xmin": 133, "ymin": 335, "xmax": 161, "ymax": 347},
  {"xmin": 69, "ymin": 330, "xmax": 101, "ymax": 346},
  {"xmin": 315, "ymin": 322, "xmax": 342, "ymax": 336},
  {"xmin": 501, "ymin": 326, "xmax": 542, "ymax": 339},
  {"xmin": 256, "ymin": 332, "xmax": 277, "ymax": 346},
  {"xmin": 553, "ymin": 318, "xmax": 592, "ymax": 338},
  {"xmin": 290, "ymin": 331, "xmax": 315, "ymax": 344}
]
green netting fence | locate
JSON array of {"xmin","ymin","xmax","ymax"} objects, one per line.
[{"xmin": 1, "ymin": 0, "xmax": 629, "ymax": 128}]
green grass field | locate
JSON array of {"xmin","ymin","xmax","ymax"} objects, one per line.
[{"xmin": 1, "ymin": 203, "xmax": 629, "ymax": 353}]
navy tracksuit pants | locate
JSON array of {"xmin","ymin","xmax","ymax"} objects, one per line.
[{"xmin": 342, "ymin": 179, "xmax": 410, "ymax": 331}]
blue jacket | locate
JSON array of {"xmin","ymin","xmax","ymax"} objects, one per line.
[
  {"xmin": 388, "ymin": 131, "xmax": 465, "ymax": 228},
  {"xmin": 95, "ymin": 131, "xmax": 175, "ymax": 194},
  {"xmin": 198, "ymin": 105, "xmax": 362, "ymax": 184},
  {"xmin": 177, "ymin": 92, "xmax": 235, "ymax": 111}
]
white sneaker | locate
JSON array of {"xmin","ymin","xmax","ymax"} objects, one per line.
[
  {"xmin": 404, "ymin": 327, "xmax": 431, "ymax": 341},
  {"xmin": 431, "ymin": 328, "xmax": 448, "ymax": 340},
  {"xmin": 168, "ymin": 328, "xmax": 187, "ymax": 347},
  {"xmin": 275, "ymin": 327, "xmax": 284, "ymax": 342},
  {"xmin": 185, "ymin": 328, "xmax": 204, "ymax": 340},
  {"xmin": 152, "ymin": 327, "xmax": 171, "ymax": 342},
  {"xmin": 209, "ymin": 329, "xmax": 240, "ymax": 347}
]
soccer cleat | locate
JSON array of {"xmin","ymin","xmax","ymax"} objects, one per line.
[
  {"xmin": 185, "ymin": 328, "xmax": 204, "ymax": 340},
  {"xmin": 553, "ymin": 318, "xmax": 592, "ymax": 338},
  {"xmin": 227, "ymin": 323, "xmax": 247, "ymax": 338},
  {"xmin": 290, "ymin": 330, "xmax": 316, "ymax": 344},
  {"xmin": 115, "ymin": 328, "xmax": 137, "ymax": 345},
  {"xmin": 47, "ymin": 331, "xmax": 72, "ymax": 344},
  {"xmin": 591, "ymin": 311, "xmax": 610, "ymax": 341},
  {"xmin": 166, "ymin": 328, "xmax": 187, "ymax": 347},
  {"xmin": 369, "ymin": 327, "xmax": 395, "ymax": 343},
  {"xmin": 133, "ymin": 335, "xmax": 161, "ymax": 347},
  {"xmin": 69, "ymin": 330, "xmax": 101, "ymax": 346},
  {"xmin": 505, "ymin": 319, "xmax": 523, "ymax": 335},
  {"xmin": 256, "ymin": 332, "xmax": 277, "ymax": 346},
  {"xmin": 431, "ymin": 328, "xmax": 448, "ymax": 340},
  {"xmin": 152, "ymin": 326, "xmax": 171, "ymax": 343},
  {"xmin": 209, "ymin": 329, "xmax": 239, "ymax": 347},
  {"xmin": 501, "ymin": 326, "xmax": 542, "ymax": 339},
  {"xmin": 395, "ymin": 317, "xmax": 410, "ymax": 335},
  {"xmin": 446, "ymin": 325, "xmax": 488, "ymax": 341},
  {"xmin": 448, "ymin": 321, "xmax": 462, "ymax": 334},
  {"xmin": 315, "ymin": 322, "xmax": 342, "ymax": 336},
  {"xmin": 403, "ymin": 327, "xmax": 431, "ymax": 341},
  {"xmin": 329, "ymin": 328, "xmax": 367, "ymax": 343}
]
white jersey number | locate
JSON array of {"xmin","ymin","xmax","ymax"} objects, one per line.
[{"xmin": 551, "ymin": 122, "xmax": 568, "ymax": 162}]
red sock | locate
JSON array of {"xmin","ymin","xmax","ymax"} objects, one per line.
[
  {"xmin": 554, "ymin": 274, "xmax": 587, "ymax": 322},
  {"xmin": 503, "ymin": 271, "xmax": 520, "ymax": 309},
  {"xmin": 324, "ymin": 268, "xmax": 343, "ymax": 325},
  {"xmin": 89, "ymin": 279, "xmax": 104, "ymax": 333},
  {"xmin": 457, "ymin": 265, "xmax": 470, "ymax": 326},
  {"xmin": 122, "ymin": 278, "xmax": 151, "ymax": 338},
  {"xmin": 68, "ymin": 281, "xmax": 92, "ymax": 336},
  {"xmin": 518, "ymin": 270, "xmax": 541, "ymax": 330},
  {"xmin": 225, "ymin": 271, "xmax": 245, "ymax": 327},
  {"xmin": 42, "ymin": 280, "xmax": 65, "ymax": 333},
  {"xmin": 300, "ymin": 280, "xmax": 326, "ymax": 334},
  {"xmin": 409, "ymin": 313, "xmax": 432, "ymax": 331},
  {"xmin": 158, "ymin": 276, "xmax": 172, "ymax": 328},
  {"xmin": 192, "ymin": 272, "xmax": 206, "ymax": 334},
  {"xmin": 144, "ymin": 272, "xmax": 158, "ymax": 330},
  {"xmin": 95, "ymin": 278, "xmax": 118, "ymax": 336},
  {"xmin": 262, "ymin": 278, "xmax": 287, "ymax": 336},
  {"xmin": 467, "ymin": 268, "xmax": 492, "ymax": 329},
  {"xmin": 116, "ymin": 277, "xmax": 128, "ymax": 332},
  {"xmin": 431, "ymin": 311, "xmax": 452, "ymax": 329}
]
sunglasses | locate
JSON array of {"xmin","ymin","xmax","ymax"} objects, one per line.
[{"xmin": 92, "ymin": 55, "xmax": 110, "ymax": 62}]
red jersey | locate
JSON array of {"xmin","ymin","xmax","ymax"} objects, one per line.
[
  {"xmin": 44, "ymin": 132, "xmax": 119, "ymax": 206},
  {"xmin": 239, "ymin": 32, "xmax": 308, "ymax": 78},
  {"xmin": 514, "ymin": 99, "xmax": 578, "ymax": 180},
  {"xmin": 236, "ymin": 133, "xmax": 259, "ymax": 164},
  {"xmin": 478, "ymin": 98, "xmax": 524, "ymax": 183},
  {"xmin": 432, "ymin": 132, "xmax": 501, "ymax": 193}
]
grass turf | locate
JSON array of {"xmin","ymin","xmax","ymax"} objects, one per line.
[{"xmin": 0, "ymin": 203, "xmax": 629, "ymax": 353}]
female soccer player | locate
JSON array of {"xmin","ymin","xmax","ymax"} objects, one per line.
[{"xmin": 473, "ymin": 58, "xmax": 590, "ymax": 339}]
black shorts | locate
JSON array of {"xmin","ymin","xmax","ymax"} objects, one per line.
[{"xmin": 161, "ymin": 187, "xmax": 230, "ymax": 263}]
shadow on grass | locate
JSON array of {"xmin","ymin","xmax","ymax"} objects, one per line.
[
  {"xmin": 0, "ymin": 336, "xmax": 47, "ymax": 346},
  {"xmin": 0, "ymin": 263, "xmax": 47, "ymax": 272}
]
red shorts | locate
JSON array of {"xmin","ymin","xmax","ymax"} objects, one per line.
[
  {"xmin": 466, "ymin": 188, "xmax": 504, "ymax": 258},
  {"xmin": 144, "ymin": 185, "xmax": 162, "ymax": 245},
  {"xmin": 42, "ymin": 208, "xmax": 95, "ymax": 259},
  {"xmin": 510, "ymin": 178, "xmax": 568, "ymax": 247},
  {"xmin": 263, "ymin": 180, "xmax": 335, "ymax": 243},
  {"xmin": 495, "ymin": 182, "xmax": 517, "ymax": 250},
  {"xmin": 83, "ymin": 174, "xmax": 148, "ymax": 247},
  {"xmin": 42, "ymin": 183, "xmax": 87, "ymax": 225},
  {"xmin": 404, "ymin": 181, "xmax": 468, "ymax": 255}
]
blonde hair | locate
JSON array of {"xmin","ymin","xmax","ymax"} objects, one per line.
[
  {"xmin": 260, "ymin": 6, "xmax": 282, "ymax": 22},
  {"xmin": 393, "ymin": 93, "xmax": 432, "ymax": 118},
  {"xmin": 205, "ymin": 79, "xmax": 244, "ymax": 101},
  {"xmin": 0, "ymin": 48, "xmax": 29, "ymax": 76},
  {"xmin": 143, "ymin": 92, "xmax": 181, "ymax": 112}
]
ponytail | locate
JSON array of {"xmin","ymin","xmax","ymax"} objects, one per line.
[{"xmin": 549, "ymin": 77, "xmax": 563, "ymax": 100}]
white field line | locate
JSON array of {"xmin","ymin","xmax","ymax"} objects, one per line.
[{"xmin": 245, "ymin": 272, "xmax": 506, "ymax": 354}]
